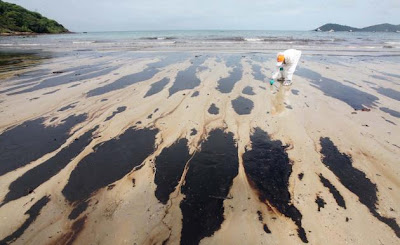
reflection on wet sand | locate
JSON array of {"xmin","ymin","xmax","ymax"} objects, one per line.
[{"xmin": 0, "ymin": 51, "xmax": 50, "ymax": 80}]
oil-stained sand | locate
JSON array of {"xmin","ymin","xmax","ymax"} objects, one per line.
[
  {"xmin": 144, "ymin": 77, "xmax": 170, "ymax": 98},
  {"xmin": 169, "ymin": 55, "xmax": 207, "ymax": 96},
  {"xmin": 0, "ymin": 50, "xmax": 399, "ymax": 245},
  {"xmin": 216, "ymin": 56, "xmax": 242, "ymax": 93},
  {"xmin": 11, "ymin": 65, "xmax": 118, "ymax": 95},
  {"xmin": 231, "ymin": 96, "xmax": 254, "ymax": 115},
  {"xmin": 320, "ymin": 137, "xmax": 400, "ymax": 237},
  {"xmin": 0, "ymin": 114, "xmax": 87, "ymax": 176},
  {"xmin": 319, "ymin": 174, "xmax": 346, "ymax": 209},
  {"xmin": 180, "ymin": 129, "xmax": 238, "ymax": 245},
  {"xmin": 2, "ymin": 127, "xmax": 98, "ymax": 206},
  {"xmin": 208, "ymin": 103, "xmax": 219, "ymax": 115},
  {"xmin": 104, "ymin": 106, "xmax": 127, "ymax": 121},
  {"xmin": 297, "ymin": 67, "xmax": 379, "ymax": 110},
  {"xmin": 0, "ymin": 196, "xmax": 50, "ymax": 244},
  {"xmin": 62, "ymin": 127, "xmax": 158, "ymax": 203},
  {"xmin": 243, "ymin": 128, "xmax": 308, "ymax": 243},
  {"xmin": 154, "ymin": 138, "xmax": 191, "ymax": 204}
]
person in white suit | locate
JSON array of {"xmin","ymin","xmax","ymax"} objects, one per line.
[{"xmin": 271, "ymin": 49, "xmax": 302, "ymax": 86}]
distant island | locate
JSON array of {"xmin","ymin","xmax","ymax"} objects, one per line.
[
  {"xmin": 315, "ymin": 23, "xmax": 400, "ymax": 32},
  {"xmin": 0, "ymin": 0, "xmax": 69, "ymax": 35}
]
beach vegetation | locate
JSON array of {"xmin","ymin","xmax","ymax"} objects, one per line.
[{"xmin": 0, "ymin": 0, "xmax": 68, "ymax": 34}]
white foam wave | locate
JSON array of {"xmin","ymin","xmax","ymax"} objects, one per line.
[
  {"xmin": 72, "ymin": 41, "xmax": 95, "ymax": 44},
  {"xmin": 385, "ymin": 41, "xmax": 400, "ymax": 45},
  {"xmin": 245, "ymin": 38, "xmax": 264, "ymax": 42}
]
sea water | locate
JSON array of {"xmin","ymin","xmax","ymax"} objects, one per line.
[{"xmin": 1, "ymin": 30, "xmax": 400, "ymax": 52}]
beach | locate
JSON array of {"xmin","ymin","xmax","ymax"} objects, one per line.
[{"xmin": 0, "ymin": 31, "xmax": 399, "ymax": 245}]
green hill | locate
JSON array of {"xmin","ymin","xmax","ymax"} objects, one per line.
[
  {"xmin": 0, "ymin": 0, "xmax": 69, "ymax": 35},
  {"xmin": 315, "ymin": 23, "xmax": 400, "ymax": 32},
  {"xmin": 316, "ymin": 23, "xmax": 358, "ymax": 32},
  {"xmin": 361, "ymin": 23, "xmax": 400, "ymax": 32}
]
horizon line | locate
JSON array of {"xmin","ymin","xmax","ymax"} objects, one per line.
[{"xmin": 73, "ymin": 29, "xmax": 313, "ymax": 32}]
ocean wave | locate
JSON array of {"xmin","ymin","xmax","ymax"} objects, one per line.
[
  {"xmin": 207, "ymin": 36, "xmax": 308, "ymax": 42},
  {"xmin": 147, "ymin": 41, "xmax": 176, "ymax": 45},
  {"xmin": 357, "ymin": 38, "xmax": 373, "ymax": 41},
  {"xmin": 333, "ymin": 38, "xmax": 346, "ymax": 42},
  {"xmin": 209, "ymin": 37, "xmax": 246, "ymax": 41},
  {"xmin": 139, "ymin": 37, "xmax": 176, "ymax": 40},
  {"xmin": 19, "ymin": 43, "xmax": 41, "ymax": 46},
  {"xmin": 0, "ymin": 43, "xmax": 54, "ymax": 47},
  {"xmin": 93, "ymin": 40, "xmax": 114, "ymax": 44},
  {"xmin": 244, "ymin": 38, "xmax": 264, "ymax": 42},
  {"xmin": 72, "ymin": 41, "xmax": 95, "ymax": 44},
  {"xmin": 382, "ymin": 42, "xmax": 400, "ymax": 48},
  {"xmin": 175, "ymin": 38, "xmax": 335, "ymax": 45},
  {"xmin": 261, "ymin": 37, "xmax": 335, "ymax": 43},
  {"xmin": 207, "ymin": 36, "xmax": 339, "ymax": 43},
  {"xmin": 384, "ymin": 41, "xmax": 400, "ymax": 45}
]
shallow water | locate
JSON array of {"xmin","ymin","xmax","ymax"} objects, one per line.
[{"xmin": 2, "ymin": 30, "xmax": 400, "ymax": 52}]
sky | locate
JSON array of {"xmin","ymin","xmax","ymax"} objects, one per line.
[{"xmin": 5, "ymin": 0, "xmax": 400, "ymax": 32}]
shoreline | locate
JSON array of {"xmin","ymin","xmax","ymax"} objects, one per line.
[{"xmin": 0, "ymin": 31, "xmax": 74, "ymax": 37}]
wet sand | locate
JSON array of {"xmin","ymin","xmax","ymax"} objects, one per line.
[{"xmin": 0, "ymin": 49, "xmax": 399, "ymax": 245}]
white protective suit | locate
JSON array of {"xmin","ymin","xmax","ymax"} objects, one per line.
[{"xmin": 271, "ymin": 49, "xmax": 302, "ymax": 82}]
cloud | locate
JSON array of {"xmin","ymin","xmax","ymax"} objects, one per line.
[{"xmin": 5, "ymin": 0, "xmax": 400, "ymax": 31}]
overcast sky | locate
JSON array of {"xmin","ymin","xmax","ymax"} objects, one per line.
[{"xmin": 6, "ymin": 0, "xmax": 400, "ymax": 32}]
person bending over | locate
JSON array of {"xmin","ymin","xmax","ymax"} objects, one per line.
[{"xmin": 271, "ymin": 49, "xmax": 302, "ymax": 86}]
